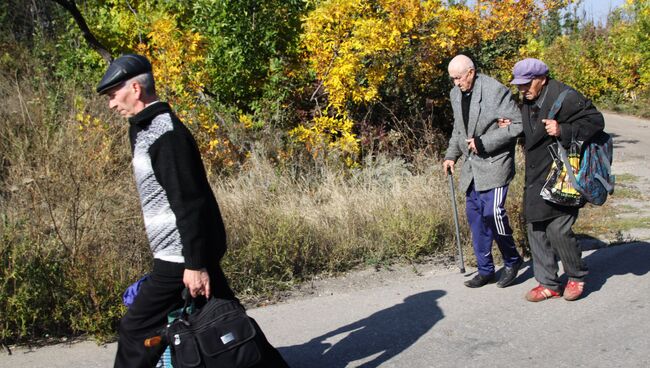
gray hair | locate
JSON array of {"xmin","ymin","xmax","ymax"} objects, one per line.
[{"xmin": 130, "ymin": 72, "xmax": 156, "ymax": 97}]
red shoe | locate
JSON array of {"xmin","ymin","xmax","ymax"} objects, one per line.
[
  {"xmin": 564, "ymin": 281, "xmax": 585, "ymax": 301},
  {"xmin": 525, "ymin": 285, "xmax": 561, "ymax": 302}
]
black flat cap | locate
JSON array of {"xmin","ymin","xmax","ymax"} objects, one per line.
[{"xmin": 96, "ymin": 54, "xmax": 152, "ymax": 94}]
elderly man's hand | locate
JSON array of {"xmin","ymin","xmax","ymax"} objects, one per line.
[
  {"xmin": 442, "ymin": 160, "xmax": 455, "ymax": 176},
  {"xmin": 497, "ymin": 118, "xmax": 511, "ymax": 128},
  {"xmin": 466, "ymin": 138, "xmax": 478, "ymax": 154},
  {"xmin": 542, "ymin": 119, "xmax": 561, "ymax": 137},
  {"xmin": 183, "ymin": 268, "xmax": 211, "ymax": 299}
]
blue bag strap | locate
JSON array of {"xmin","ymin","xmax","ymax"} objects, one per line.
[
  {"xmin": 547, "ymin": 89, "xmax": 570, "ymax": 120},
  {"xmin": 594, "ymin": 146, "xmax": 614, "ymax": 193},
  {"xmin": 595, "ymin": 174, "xmax": 614, "ymax": 193}
]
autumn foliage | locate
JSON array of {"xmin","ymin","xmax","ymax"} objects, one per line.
[
  {"xmin": 26, "ymin": 0, "xmax": 646, "ymax": 168},
  {"xmin": 521, "ymin": 0, "xmax": 650, "ymax": 108},
  {"xmin": 297, "ymin": 0, "xmax": 551, "ymax": 161}
]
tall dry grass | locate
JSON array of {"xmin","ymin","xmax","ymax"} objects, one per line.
[
  {"xmin": 215, "ymin": 153, "xmax": 474, "ymax": 297},
  {"xmin": 214, "ymin": 147, "xmax": 529, "ymax": 300},
  {"xmin": 0, "ymin": 71, "xmax": 149, "ymax": 343},
  {"xmin": 0, "ymin": 69, "xmax": 527, "ymax": 343}
]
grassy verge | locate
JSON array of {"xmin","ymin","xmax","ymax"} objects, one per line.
[
  {"xmin": 597, "ymin": 95, "xmax": 650, "ymax": 119},
  {"xmin": 575, "ymin": 172, "xmax": 650, "ymax": 239},
  {"xmin": 217, "ymin": 153, "xmax": 473, "ymax": 301}
]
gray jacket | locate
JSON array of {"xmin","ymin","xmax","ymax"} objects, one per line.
[{"xmin": 444, "ymin": 73, "xmax": 523, "ymax": 193}]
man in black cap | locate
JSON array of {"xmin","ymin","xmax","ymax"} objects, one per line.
[
  {"xmin": 501, "ymin": 58, "xmax": 604, "ymax": 302},
  {"xmin": 98, "ymin": 54, "xmax": 288, "ymax": 367}
]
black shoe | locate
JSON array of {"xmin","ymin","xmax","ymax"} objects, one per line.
[
  {"xmin": 496, "ymin": 259, "xmax": 523, "ymax": 288},
  {"xmin": 464, "ymin": 273, "xmax": 495, "ymax": 288}
]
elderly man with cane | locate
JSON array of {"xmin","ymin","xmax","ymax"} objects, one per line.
[{"xmin": 442, "ymin": 54, "xmax": 525, "ymax": 288}]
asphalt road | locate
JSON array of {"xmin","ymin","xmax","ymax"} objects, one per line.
[{"xmin": 2, "ymin": 112, "xmax": 649, "ymax": 368}]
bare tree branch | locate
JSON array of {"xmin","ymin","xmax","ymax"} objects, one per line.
[{"xmin": 50, "ymin": 0, "xmax": 113, "ymax": 63}]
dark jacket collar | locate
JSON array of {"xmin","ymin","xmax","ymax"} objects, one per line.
[
  {"xmin": 129, "ymin": 101, "xmax": 172, "ymax": 126},
  {"xmin": 522, "ymin": 79, "xmax": 565, "ymax": 150}
]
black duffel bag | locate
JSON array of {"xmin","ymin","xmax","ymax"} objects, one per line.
[{"xmin": 165, "ymin": 294, "xmax": 262, "ymax": 368}]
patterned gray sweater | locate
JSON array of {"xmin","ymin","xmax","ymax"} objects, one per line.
[{"xmin": 128, "ymin": 102, "xmax": 227, "ymax": 269}]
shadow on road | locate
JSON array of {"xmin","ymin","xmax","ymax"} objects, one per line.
[
  {"xmin": 581, "ymin": 240, "xmax": 650, "ymax": 298},
  {"xmin": 278, "ymin": 290, "xmax": 445, "ymax": 368},
  {"xmin": 608, "ymin": 132, "xmax": 639, "ymax": 149}
]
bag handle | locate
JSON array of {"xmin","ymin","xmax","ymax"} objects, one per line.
[
  {"xmin": 554, "ymin": 140, "xmax": 588, "ymax": 200},
  {"xmin": 172, "ymin": 288, "xmax": 195, "ymax": 326}
]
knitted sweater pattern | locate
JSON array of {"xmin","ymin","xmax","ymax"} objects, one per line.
[{"xmin": 132, "ymin": 110, "xmax": 184, "ymax": 263}]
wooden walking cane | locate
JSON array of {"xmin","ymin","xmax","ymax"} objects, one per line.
[{"xmin": 447, "ymin": 168, "xmax": 466, "ymax": 274}]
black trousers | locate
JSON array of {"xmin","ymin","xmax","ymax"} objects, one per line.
[{"xmin": 114, "ymin": 259, "xmax": 288, "ymax": 368}]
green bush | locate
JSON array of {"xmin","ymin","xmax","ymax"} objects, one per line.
[
  {"xmin": 526, "ymin": 1, "xmax": 650, "ymax": 114},
  {"xmin": 0, "ymin": 220, "xmax": 69, "ymax": 341}
]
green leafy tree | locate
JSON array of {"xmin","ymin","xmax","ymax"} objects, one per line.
[
  {"xmin": 539, "ymin": 7, "xmax": 564, "ymax": 45},
  {"xmin": 187, "ymin": 0, "xmax": 308, "ymax": 108},
  {"xmin": 523, "ymin": 0, "xmax": 649, "ymax": 105}
]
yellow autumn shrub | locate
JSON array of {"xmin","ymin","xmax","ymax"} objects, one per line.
[
  {"xmin": 78, "ymin": 4, "xmax": 241, "ymax": 170},
  {"xmin": 289, "ymin": 115, "xmax": 360, "ymax": 165},
  {"xmin": 293, "ymin": 0, "xmax": 559, "ymax": 164}
]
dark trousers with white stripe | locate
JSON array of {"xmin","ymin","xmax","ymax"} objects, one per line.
[
  {"xmin": 465, "ymin": 182, "xmax": 522, "ymax": 276},
  {"xmin": 527, "ymin": 214, "xmax": 588, "ymax": 291}
]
